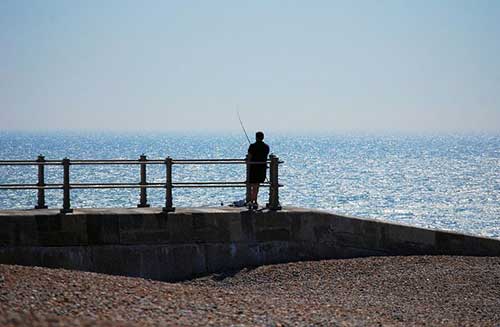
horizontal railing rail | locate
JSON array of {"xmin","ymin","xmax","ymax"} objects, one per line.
[
  {"xmin": 0, "ymin": 155, "xmax": 283, "ymax": 212},
  {"xmin": 0, "ymin": 159, "xmax": 267, "ymax": 165}
]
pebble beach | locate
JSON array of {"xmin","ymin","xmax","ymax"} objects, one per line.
[{"xmin": 1, "ymin": 256, "xmax": 499, "ymax": 326}]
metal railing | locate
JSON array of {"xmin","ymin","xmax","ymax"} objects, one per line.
[{"xmin": 0, "ymin": 155, "xmax": 283, "ymax": 213}]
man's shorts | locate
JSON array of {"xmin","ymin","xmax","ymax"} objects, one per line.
[{"xmin": 249, "ymin": 165, "xmax": 267, "ymax": 183}]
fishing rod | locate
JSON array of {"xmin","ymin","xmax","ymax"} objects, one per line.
[{"xmin": 237, "ymin": 109, "xmax": 251, "ymax": 145}]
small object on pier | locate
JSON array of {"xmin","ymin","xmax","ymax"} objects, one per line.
[{"xmin": 230, "ymin": 199, "xmax": 247, "ymax": 207}]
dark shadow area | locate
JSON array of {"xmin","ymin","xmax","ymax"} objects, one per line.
[{"xmin": 210, "ymin": 266, "xmax": 258, "ymax": 282}]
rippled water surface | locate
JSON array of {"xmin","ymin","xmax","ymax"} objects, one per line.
[{"xmin": 0, "ymin": 132, "xmax": 499, "ymax": 239}]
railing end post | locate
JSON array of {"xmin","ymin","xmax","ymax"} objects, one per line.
[{"xmin": 268, "ymin": 155, "xmax": 281, "ymax": 210}]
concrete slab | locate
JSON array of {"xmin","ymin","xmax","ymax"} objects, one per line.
[{"xmin": 0, "ymin": 206, "xmax": 499, "ymax": 281}]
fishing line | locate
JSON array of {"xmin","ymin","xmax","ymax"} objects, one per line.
[{"xmin": 220, "ymin": 108, "xmax": 252, "ymax": 206}]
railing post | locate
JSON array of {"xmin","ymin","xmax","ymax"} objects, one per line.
[
  {"xmin": 137, "ymin": 154, "xmax": 150, "ymax": 208},
  {"xmin": 268, "ymin": 154, "xmax": 281, "ymax": 210},
  {"xmin": 245, "ymin": 154, "xmax": 251, "ymax": 203},
  {"xmin": 163, "ymin": 157, "xmax": 175, "ymax": 212},
  {"xmin": 35, "ymin": 155, "xmax": 48, "ymax": 209},
  {"xmin": 60, "ymin": 157, "xmax": 73, "ymax": 213}
]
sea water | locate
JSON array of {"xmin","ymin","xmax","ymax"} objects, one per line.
[{"xmin": 0, "ymin": 132, "xmax": 498, "ymax": 239}]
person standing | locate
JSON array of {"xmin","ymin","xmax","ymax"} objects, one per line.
[{"xmin": 247, "ymin": 131, "xmax": 270, "ymax": 209}]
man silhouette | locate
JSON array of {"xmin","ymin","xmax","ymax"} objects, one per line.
[{"xmin": 247, "ymin": 131, "xmax": 270, "ymax": 209}]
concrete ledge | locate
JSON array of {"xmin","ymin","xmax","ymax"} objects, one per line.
[{"xmin": 0, "ymin": 207, "xmax": 499, "ymax": 281}]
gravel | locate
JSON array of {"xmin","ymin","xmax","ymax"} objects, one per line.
[{"xmin": 1, "ymin": 256, "xmax": 499, "ymax": 326}]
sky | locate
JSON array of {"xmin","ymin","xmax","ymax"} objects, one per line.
[{"xmin": 1, "ymin": 0, "xmax": 499, "ymax": 134}]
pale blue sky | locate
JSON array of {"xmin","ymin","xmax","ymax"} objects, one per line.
[{"xmin": 1, "ymin": 0, "xmax": 499, "ymax": 133}]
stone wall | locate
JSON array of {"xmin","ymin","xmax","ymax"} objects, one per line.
[{"xmin": 0, "ymin": 207, "xmax": 499, "ymax": 281}]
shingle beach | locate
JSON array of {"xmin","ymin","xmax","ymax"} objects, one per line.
[{"xmin": 1, "ymin": 256, "xmax": 499, "ymax": 326}]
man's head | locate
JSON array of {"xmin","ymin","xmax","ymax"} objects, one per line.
[{"xmin": 256, "ymin": 131, "xmax": 264, "ymax": 141}]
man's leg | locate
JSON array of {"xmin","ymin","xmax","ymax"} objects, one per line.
[
  {"xmin": 252, "ymin": 184, "xmax": 260, "ymax": 207},
  {"xmin": 250, "ymin": 184, "xmax": 255, "ymax": 202},
  {"xmin": 255, "ymin": 184, "xmax": 260, "ymax": 203},
  {"xmin": 250, "ymin": 183, "xmax": 259, "ymax": 203}
]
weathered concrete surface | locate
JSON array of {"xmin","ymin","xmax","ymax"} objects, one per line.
[{"xmin": 0, "ymin": 207, "xmax": 499, "ymax": 281}]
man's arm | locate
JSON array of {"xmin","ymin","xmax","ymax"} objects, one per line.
[{"xmin": 247, "ymin": 144, "xmax": 254, "ymax": 161}]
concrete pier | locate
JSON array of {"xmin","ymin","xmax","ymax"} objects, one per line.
[{"xmin": 0, "ymin": 207, "xmax": 499, "ymax": 281}]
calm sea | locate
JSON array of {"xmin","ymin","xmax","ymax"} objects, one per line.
[{"xmin": 0, "ymin": 132, "xmax": 499, "ymax": 239}]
